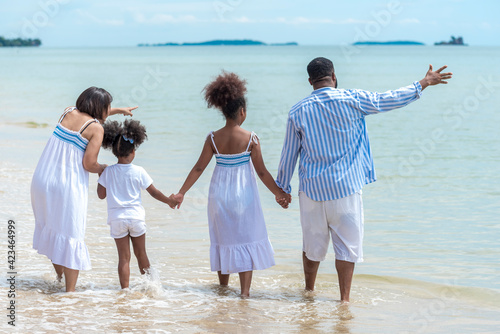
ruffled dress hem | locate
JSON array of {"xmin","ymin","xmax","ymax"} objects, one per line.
[
  {"xmin": 210, "ymin": 238, "xmax": 275, "ymax": 274},
  {"xmin": 33, "ymin": 225, "xmax": 91, "ymax": 271}
]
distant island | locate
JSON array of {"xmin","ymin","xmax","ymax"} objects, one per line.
[
  {"xmin": 353, "ymin": 40, "xmax": 424, "ymax": 46},
  {"xmin": 138, "ymin": 39, "xmax": 298, "ymax": 47},
  {"xmin": 0, "ymin": 36, "xmax": 41, "ymax": 47},
  {"xmin": 434, "ymin": 36, "xmax": 467, "ymax": 46}
]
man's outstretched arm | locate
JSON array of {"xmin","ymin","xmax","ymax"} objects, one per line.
[
  {"xmin": 419, "ymin": 64, "xmax": 453, "ymax": 90},
  {"xmin": 356, "ymin": 64, "xmax": 453, "ymax": 115}
]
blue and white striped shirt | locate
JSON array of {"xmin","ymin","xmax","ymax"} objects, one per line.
[{"xmin": 276, "ymin": 81, "xmax": 423, "ymax": 201}]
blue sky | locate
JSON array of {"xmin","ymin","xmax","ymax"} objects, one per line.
[{"xmin": 1, "ymin": 0, "xmax": 499, "ymax": 47}]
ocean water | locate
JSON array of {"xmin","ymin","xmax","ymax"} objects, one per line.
[{"xmin": 1, "ymin": 45, "xmax": 499, "ymax": 333}]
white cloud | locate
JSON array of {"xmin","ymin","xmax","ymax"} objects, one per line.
[
  {"xmin": 292, "ymin": 17, "xmax": 310, "ymax": 24},
  {"xmin": 214, "ymin": 17, "xmax": 367, "ymax": 25},
  {"xmin": 75, "ymin": 9, "xmax": 124, "ymax": 26},
  {"xmin": 233, "ymin": 16, "xmax": 252, "ymax": 23},
  {"xmin": 124, "ymin": 2, "xmax": 211, "ymax": 14},
  {"xmin": 264, "ymin": 17, "xmax": 367, "ymax": 25},
  {"xmin": 397, "ymin": 18, "xmax": 420, "ymax": 24},
  {"xmin": 134, "ymin": 14, "xmax": 198, "ymax": 24},
  {"xmin": 338, "ymin": 18, "xmax": 367, "ymax": 24},
  {"xmin": 129, "ymin": 14, "xmax": 364, "ymax": 25},
  {"xmin": 480, "ymin": 22, "xmax": 492, "ymax": 30}
]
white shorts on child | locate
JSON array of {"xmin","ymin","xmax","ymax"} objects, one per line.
[
  {"xmin": 299, "ymin": 191, "xmax": 364, "ymax": 263},
  {"xmin": 109, "ymin": 219, "xmax": 147, "ymax": 239}
]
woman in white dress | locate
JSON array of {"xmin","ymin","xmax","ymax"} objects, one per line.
[
  {"xmin": 31, "ymin": 87, "xmax": 136, "ymax": 292},
  {"xmin": 174, "ymin": 72, "xmax": 291, "ymax": 297}
]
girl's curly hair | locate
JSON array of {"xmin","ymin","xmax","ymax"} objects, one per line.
[
  {"xmin": 101, "ymin": 119, "xmax": 147, "ymax": 158},
  {"xmin": 203, "ymin": 71, "xmax": 247, "ymax": 120}
]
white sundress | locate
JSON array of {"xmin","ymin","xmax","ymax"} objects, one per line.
[
  {"xmin": 207, "ymin": 131, "xmax": 275, "ymax": 274},
  {"xmin": 31, "ymin": 107, "xmax": 97, "ymax": 271}
]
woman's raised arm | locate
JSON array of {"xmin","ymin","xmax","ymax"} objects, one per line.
[{"xmin": 108, "ymin": 106, "xmax": 138, "ymax": 117}]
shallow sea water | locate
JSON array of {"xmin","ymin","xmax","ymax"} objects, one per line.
[{"xmin": 1, "ymin": 45, "xmax": 500, "ymax": 333}]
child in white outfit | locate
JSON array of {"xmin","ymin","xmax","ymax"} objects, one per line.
[
  {"xmin": 97, "ymin": 119, "xmax": 177, "ymax": 289},
  {"xmin": 173, "ymin": 72, "xmax": 291, "ymax": 297}
]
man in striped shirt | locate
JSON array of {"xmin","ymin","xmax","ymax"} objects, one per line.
[{"xmin": 275, "ymin": 57, "xmax": 452, "ymax": 302}]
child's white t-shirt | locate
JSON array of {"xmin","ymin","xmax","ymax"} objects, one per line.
[{"xmin": 98, "ymin": 163, "xmax": 153, "ymax": 224}]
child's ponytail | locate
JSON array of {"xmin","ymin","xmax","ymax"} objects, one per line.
[
  {"xmin": 102, "ymin": 120, "xmax": 122, "ymax": 150},
  {"xmin": 203, "ymin": 71, "xmax": 247, "ymax": 120},
  {"xmin": 122, "ymin": 119, "xmax": 147, "ymax": 147},
  {"xmin": 101, "ymin": 119, "xmax": 147, "ymax": 158}
]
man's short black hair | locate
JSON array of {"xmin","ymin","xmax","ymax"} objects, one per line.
[{"xmin": 307, "ymin": 57, "xmax": 334, "ymax": 83}]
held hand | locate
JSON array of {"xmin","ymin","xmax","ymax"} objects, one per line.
[
  {"xmin": 172, "ymin": 193, "xmax": 184, "ymax": 209},
  {"xmin": 420, "ymin": 64, "xmax": 453, "ymax": 90},
  {"xmin": 166, "ymin": 194, "xmax": 178, "ymax": 209},
  {"xmin": 275, "ymin": 191, "xmax": 292, "ymax": 209}
]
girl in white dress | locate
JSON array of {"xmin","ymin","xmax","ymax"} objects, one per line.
[
  {"xmin": 31, "ymin": 87, "xmax": 136, "ymax": 292},
  {"xmin": 97, "ymin": 119, "xmax": 177, "ymax": 289},
  {"xmin": 174, "ymin": 71, "xmax": 291, "ymax": 297}
]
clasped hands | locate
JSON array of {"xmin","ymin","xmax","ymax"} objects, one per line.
[
  {"xmin": 275, "ymin": 189, "xmax": 291, "ymax": 209},
  {"xmin": 164, "ymin": 191, "xmax": 291, "ymax": 209}
]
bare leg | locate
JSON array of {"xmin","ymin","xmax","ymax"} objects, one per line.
[
  {"xmin": 130, "ymin": 234, "xmax": 150, "ymax": 275},
  {"xmin": 64, "ymin": 268, "xmax": 79, "ymax": 292},
  {"xmin": 53, "ymin": 262, "xmax": 78, "ymax": 291},
  {"xmin": 52, "ymin": 263, "xmax": 64, "ymax": 281},
  {"xmin": 303, "ymin": 252, "xmax": 320, "ymax": 291},
  {"xmin": 335, "ymin": 259, "xmax": 355, "ymax": 302},
  {"xmin": 238, "ymin": 271, "xmax": 253, "ymax": 297},
  {"xmin": 115, "ymin": 235, "xmax": 131, "ymax": 289},
  {"xmin": 217, "ymin": 271, "xmax": 230, "ymax": 286}
]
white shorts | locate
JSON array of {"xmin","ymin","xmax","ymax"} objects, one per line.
[
  {"xmin": 299, "ymin": 191, "xmax": 364, "ymax": 263},
  {"xmin": 109, "ymin": 219, "xmax": 147, "ymax": 239}
]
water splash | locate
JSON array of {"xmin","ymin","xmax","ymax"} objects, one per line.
[{"xmin": 131, "ymin": 267, "xmax": 165, "ymax": 298}]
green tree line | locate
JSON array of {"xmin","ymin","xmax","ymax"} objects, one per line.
[{"xmin": 0, "ymin": 36, "xmax": 41, "ymax": 47}]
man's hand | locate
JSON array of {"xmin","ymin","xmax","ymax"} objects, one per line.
[{"xmin": 419, "ymin": 65, "xmax": 453, "ymax": 90}]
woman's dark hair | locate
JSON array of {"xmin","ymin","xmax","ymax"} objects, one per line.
[
  {"xmin": 76, "ymin": 87, "xmax": 113, "ymax": 120},
  {"xmin": 203, "ymin": 71, "xmax": 247, "ymax": 120},
  {"xmin": 101, "ymin": 119, "xmax": 147, "ymax": 158},
  {"xmin": 307, "ymin": 57, "xmax": 335, "ymax": 83}
]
